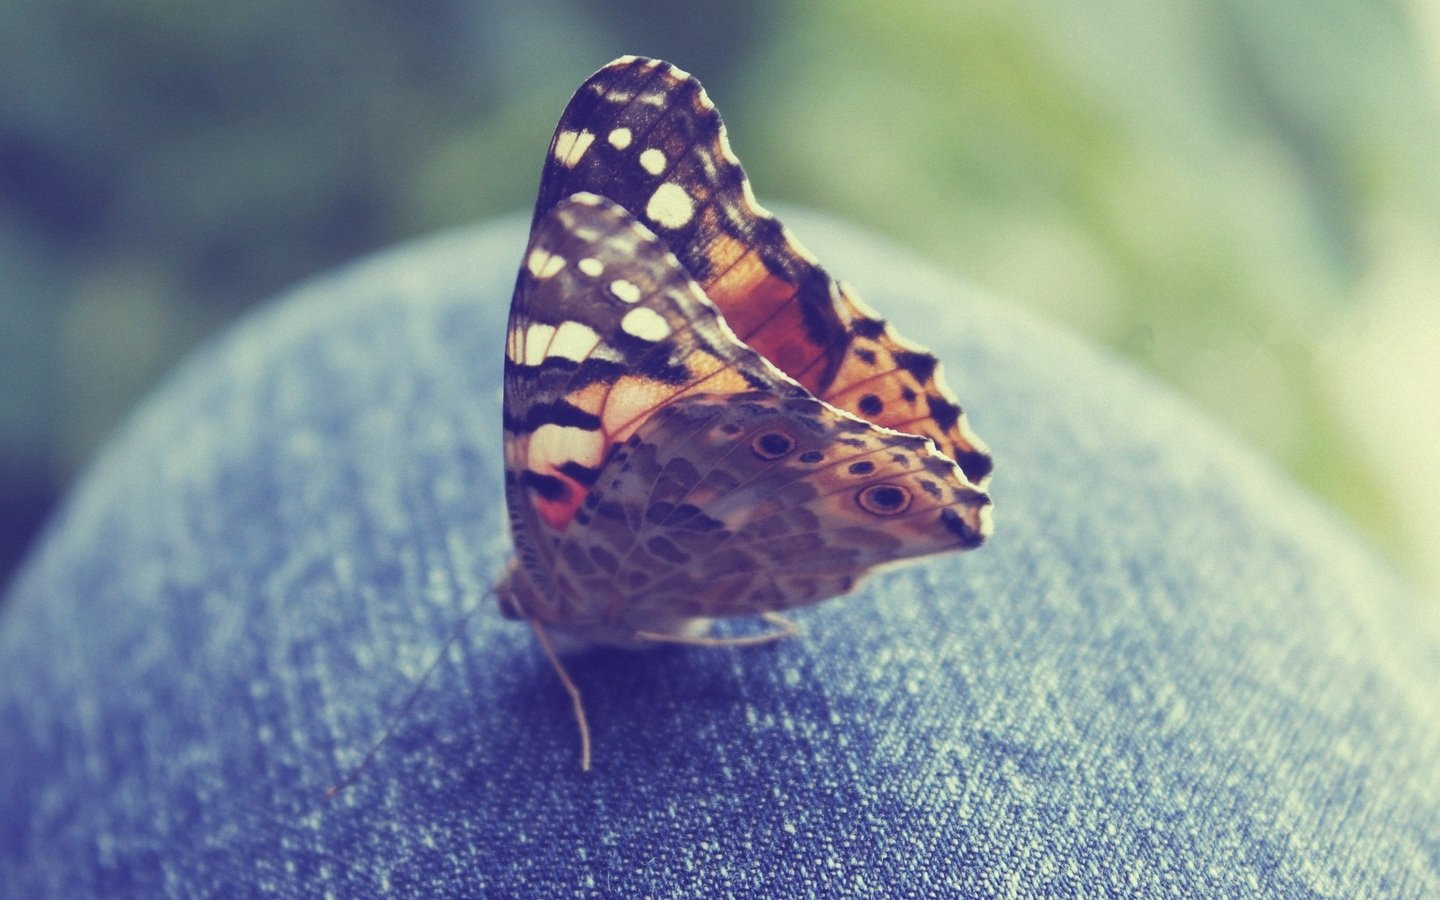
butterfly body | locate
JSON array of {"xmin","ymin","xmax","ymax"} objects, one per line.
[{"xmin": 499, "ymin": 58, "xmax": 993, "ymax": 651}]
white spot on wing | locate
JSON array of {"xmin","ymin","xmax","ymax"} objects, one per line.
[
  {"xmin": 740, "ymin": 178, "xmax": 762, "ymax": 212},
  {"xmin": 589, "ymin": 343, "xmax": 625, "ymax": 363},
  {"xmin": 527, "ymin": 248, "xmax": 566, "ymax": 279},
  {"xmin": 639, "ymin": 148, "xmax": 666, "ymax": 176},
  {"xmin": 716, "ymin": 130, "xmax": 742, "ymax": 166},
  {"xmin": 883, "ymin": 318, "xmax": 930, "ymax": 356},
  {"xmin": 839, "ymin": 282, "xmax": 881, "ymax": 320},
  {"xmin": 621, "ymin": 307, "xmax": 671, "ymax": 342},
  {"xmin": 529, "ymin": 424, "xmax": 603, "ymax": 472},
  {"xmin": 578, "ymin": 257, "xmax": 604, "ymax": 277},
  {"xmin": 522, "ymin": 323, "xmax": 557, "ymax": 366},
  {"xmin": 784, "ymin": 226, "xmax": 820, "ymax": 266},
  {"xmin": 608, "ymin": 127, "xmax": 632, "ymax": 150},
  {"xmin": 552, "ymin": 130, "xmax": 596, "ymax": 168},
  {"xmin": 697, "ymin": 148, "xmax": 718, "ymax": 180},
  {"xmin": 548, "ymin": 320, "xmax": 601, "ymax": 361},
  {"xmin": 930, "ymin": 360, "xmax": 961, "ymax": 403},
  {"xmin": 609, "ymin": 279, "xmax": 641, "ymax": 303},
  {"xmin": 646, "ymin": 182, "xmax": 694, "ymax": 229}
]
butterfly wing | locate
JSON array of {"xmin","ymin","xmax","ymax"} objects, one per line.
[
  {"xmin": 556, "ymin": 390, "xmax": 991, "ymax": 639},
  {"xmin": 532, "ymin": 55, "xmax": 993, "ymax": 486},
  {"xmin": 501, "ymin": 192, "xmax": 807, "ymax": 618},
  {"xmin": 500, "ymin": 193, "xmax": 991, "ymax": 643}
]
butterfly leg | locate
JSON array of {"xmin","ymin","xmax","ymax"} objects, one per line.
[
  {"xmin": 530, "ymin": 618, "xmax": 592, "ymax": 772},
  {"xmin": 634, "ymin": 612, "xmax": 800, "ymax": 647}
]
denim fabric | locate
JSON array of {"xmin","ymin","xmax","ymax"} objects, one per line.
[{"xmin": 3, "ymin": 213, "xmax": 1437, "ymax": 897}]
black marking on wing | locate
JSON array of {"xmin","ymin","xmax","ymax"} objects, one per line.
[
  {"xmin": 504, "ymin": 399, "xmax": 603, "ymax": 435},
  {"xmin": 558, "ymin": 460, "xmax": 601, "ymax": 487},
  {"xmin": 927, "ymin": 396, "xmax": 961, "ymax": 432},
  {"xmin": 939, "ymin": 507, "xmax": 986, "ymax": 548},
  {"xmin": 850, "ymin": 317, "xmax": 887, "ymax": 341},
  {"xmin": 521, "ymin": 470, "xmax": 569, "ymax": 502},
  {"xmin": 505, "ymin": 356, "xmax": 628, "ymax": 389},
  {"xmin": 894, "ymin": 351, "xmax": 937, "ymax": 383}
]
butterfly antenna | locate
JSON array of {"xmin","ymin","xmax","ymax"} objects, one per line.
[
  {"xmin": 529, "ymin": 618, "xmax": 592, "ymax": 772},
  {"xmin": 325, "ymin": 603, "xmax": 484, "ymax": 798}
]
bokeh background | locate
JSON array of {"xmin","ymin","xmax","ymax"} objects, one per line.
[{"xmin": 3, "ymin": 2, "xmax": 1438, "ymax": 599}]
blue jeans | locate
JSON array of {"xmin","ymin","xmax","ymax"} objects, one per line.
[{"xmin": 3, "ymin": 214, "xmax": 1437, "ymax": 896}]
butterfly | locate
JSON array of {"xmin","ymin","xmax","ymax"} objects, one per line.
[{"xmin": 499, "ymin": 56, "xmax": 993, "ymax": 768}]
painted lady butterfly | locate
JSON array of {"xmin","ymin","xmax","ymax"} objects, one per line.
[{"xmin": 499, "ymin": 56, "xmax": 993, "ymax": 768}]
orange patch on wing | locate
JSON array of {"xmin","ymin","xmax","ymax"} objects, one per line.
[
  {"xmin": 602, "ymin": 375, "xmax": 683, "ymax": 441},
  {"xmin": 822, "ymin": 342, "xmax": 914, "ymax": 413},
  {"xmin": 684, "ymin": 365, "xmax": 755, "ymax": 394},
  {"xmin": 696, "ymin": 231, "xmax": 748, "ymax": 287},
  {"xmin": 821, "ymin": 354, "xmax": 960, "ymax": 465},
  {"xmin": 696, "ymin": 231, "xmax": 839, "ymax": 392},
  {"xmin": 710, "ymin": 271, "xmax": 797, "ymax": 341},
  {"xmin": 703, "ymin": 244, "xmax": 794, "ymax": 335},
  {"xmin": 565, "ymin": 382, "xmax": 611, "ymax": 419},
  {"xmin": 599, "ymin": 361, "xmax": 764, "ymax": 447},
  {"xmin": 744, "ymin": 327, "xmax": 827, "ymax": 391}
]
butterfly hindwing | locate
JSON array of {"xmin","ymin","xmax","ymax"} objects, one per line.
[
  {"xmin": 547, "ymin": 391, "xmax": 990, "ymax": 633},
  {"xmin": 533, "ymin": 55, "xmax": 993, "ymax": 486}
]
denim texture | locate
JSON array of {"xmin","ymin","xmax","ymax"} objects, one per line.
[{"xmin": 3, "ymin": 214, "xmax": 1438, "ymax": 897}]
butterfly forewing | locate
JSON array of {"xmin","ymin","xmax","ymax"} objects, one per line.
[
  {"xmin": 532, "ymin": 55, "xmax": 993, "ymax": 486},
  {"xmin": 503, "ymin": 193, "xmax": 812, "ymax": 611}
]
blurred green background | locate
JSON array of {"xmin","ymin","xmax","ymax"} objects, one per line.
[{"xmin": 3, "ymin": 1, "xmax": 1438, "ymax": 598}]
